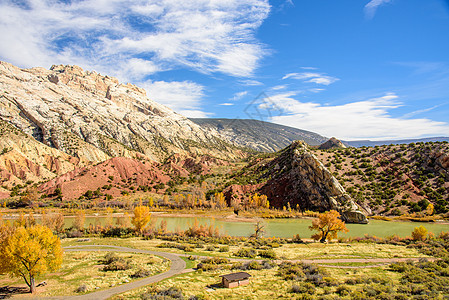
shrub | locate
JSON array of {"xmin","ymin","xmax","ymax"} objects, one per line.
[
  {"xmin": 205, "ymin": 245, "xmax": 216, "ymax": 251},
  {"xmin": 291, "ymin": 282, "xmax": 315, "ymax": 294},
  {"xmin": 234, "ymin": 248, "xmax": 257, "ymax": 258},
  {"xmin": 336, "ymin": 285, "xmax": 351, "ymax": 296},
  {"xmin": 101, "ymin": 252, "xmax": 131, "ymax": 271},
  {"xmin": 219, "ymin": 246, "xmax": 229, "ymax": 252},
  {"xmin": 258, "ymin": 249, "xmax": 277, "ymax": 259},
  {"xmin": 141, "ymin": 286, "xmax": 184, "ymax": 300},
  {"xmin": 75, "ymin": 284, "xmax": 88, "ymax": 293},
  {"xmin": 132, "ymin": 268, "xmax": 152, "ymax": 278},
  {"xmin": 277, "ymin": 262, "xmax": 305, "ymax": 281}
]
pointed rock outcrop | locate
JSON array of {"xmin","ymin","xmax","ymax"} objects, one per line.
[{"xmin": 260, "ymin": 141, "xmax": 367, "ymax": 223}]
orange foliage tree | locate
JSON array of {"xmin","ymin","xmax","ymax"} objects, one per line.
[
  {"xmin": 309, "ymin": 210, "xmax": 349, "ymax": 243},
  {"xmin": 131, "ymin": 204, "xmax": 151, "ymax": 234}
]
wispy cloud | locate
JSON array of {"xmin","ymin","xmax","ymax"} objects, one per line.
[
  {"xmin": 282, "ymin": 72, "xmax": 339, "ymax": 85},
  {"xmin": 219, "ymin": 103, "xmax": 235, "ymax": 106},
  {"xmin": 0, "ymin": 0, "xmax": 270, "ymax": 118},
  {"xmin": 230, "ymin": 91, "xmax": 249, "ymax": 101},
  {"xmin": 265, "ymin": 92, "xmax": 449, "ymax": 140},
  {"xmin": 270, "ymin": 85, "xmax": 288, "ymax": 91},
  {"xmin": 239, "ymin": 79, "xmax": 264, "ymax": 86},
  {"xmin": 402, "ymin": 104, "xmax": 443, "ymax": 119},
  {"xmin": 364, "ymin": 0, "xmax": 392, "ymax": 19},
  {"xmin": 0, "ymin": 0, "xmax": 270, "ymax": 78}
]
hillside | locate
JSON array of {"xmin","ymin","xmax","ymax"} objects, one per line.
[
  {"xmin": 190, "ymin": 118, "xmax": 327, "ymax": 152},
  {"xmin": 314, "ymin": 141, "xmax": 449, "ymax": 216},
  {"xmin": 223, "ymin": 141, "xmax": 368, "ymax": 223}
]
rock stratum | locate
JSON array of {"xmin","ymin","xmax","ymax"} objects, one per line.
[
  {"xmin": 0, "ymin": 61, "xmax": 247, "ymax": 197},
  {"xmin": 0, "ymin": 61, "xmax": 242, "ymax": 165}
]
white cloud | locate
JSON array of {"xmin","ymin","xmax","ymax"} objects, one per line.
[
  {"xmin": 282, "ymin": 72, "xmax": 339, "ymax": 85},
  {"xmin": 142, "ymin": 80, "xmax": 207, "ymax": 116},
  {"xmin": 0, "ymin": 0, "xmax": 270, "ymax": 118},
  {"xmin": 265, "ymin": 92, "xmax": 449, "ymax": 140},
  {"xmin": 219, "ymin": 103, "xmax": 235, "ymax": 106},
  {"xmin": 178, "ymin": 110, "xmax": 213, "ymax": 118},
  {"xmin": 270, "ymin": 85, "xmax": 288, "ymax": 90},
  {"xmin": 364, "ymin": 0, "xmax": 392, "ymax": 19},
  {"xmin": 0, "ymin": 0, "xmax": 270, "ymax": 78},
  {"xmin": 230, "ymin": 91, "xmax": 248, "ymax": 101},
  {"xmin": 239, "ymin": 79, "xmax": 264, "ymax": 86}
]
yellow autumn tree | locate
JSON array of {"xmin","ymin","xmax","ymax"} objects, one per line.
[
  {"xmin": 131, "ymin": 204, "xmax": 151, "ymax": 234},
  {"xmin": 309, "ymin": 210, "xmax": 349, "ymax": 243},
  {"xmin": 426, "ymin": 203, "xmax": 434, "ymax": 216},
  {"xmin": 411, "ymin": 225, "xmax": 428, "ymax": 241},
  {"xmin": 0, "ymin": 225, "xmax": 63, "ymax": 293}
]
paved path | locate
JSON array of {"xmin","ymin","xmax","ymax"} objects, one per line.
[
  {"xmin": 57, "ymin": 245, "xmax": 186, "ymax": 300},
  {"xmin": 43, "ymin": 245, "xmax": 434, "ymax": 299}
]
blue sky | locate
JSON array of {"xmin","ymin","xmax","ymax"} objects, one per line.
[{"xmin": 1, "ymin": 0, "xmax": 449, "ymax": 140}]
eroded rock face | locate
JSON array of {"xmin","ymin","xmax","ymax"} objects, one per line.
[
  {"xmin": 261, "ymin": 141, "xmax": 368, "ymax": 223},
  {"xmin": 0, "ymin": 61, "xmax": 242, "ymax": 163}
]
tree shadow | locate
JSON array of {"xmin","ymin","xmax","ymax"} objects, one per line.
[{"xmin": 0, "ymin": 286, "xmax": 30, "ymax": 299}]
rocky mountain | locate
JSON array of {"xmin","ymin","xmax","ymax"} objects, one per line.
[
  {"xmin": 225, "ymin": 141, "xmax": 368, "ymax": 223},
  {"xmin": 318, "ymin": 137, "xmax": 346, "ymax": 150},
  {"xmin": 190, "ymin": 118, "xmax": 327, "ymax": 152},
  {"xmin": 0, "ymin": 119, "xmax": 85, "ymax": 188},
  {"xmin": 0, "ymin": 61, "xmax": 243, "ymax": 166}
]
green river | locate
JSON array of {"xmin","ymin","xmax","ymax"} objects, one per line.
[{"xmin": 75, "ymin": 215, "xmax": 448, "ymax": 238}]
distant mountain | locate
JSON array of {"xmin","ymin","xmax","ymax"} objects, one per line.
[
  {"xmin": 344, "ymin": 137, "xmax": 449, "ymax": 148},
  {"xmin": 318, "ymin": 137, "xmax": 346, "ymax": 150},
  {"xmin": 190, "ymin": 118, "xmax": 328, "ymax": 152}
]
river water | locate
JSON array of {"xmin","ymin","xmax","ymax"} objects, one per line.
[{"xmin": 78, "ymin": 214, "xmax": 448, "ymax": 238}]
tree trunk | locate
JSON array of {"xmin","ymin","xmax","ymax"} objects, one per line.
[
  {"xmin": 30, "ymin": 276, "xmax": 35, "ymax": 293},
  {"xmin": 320, "ymin": 230, "xmax": 328, "ymax": 243}
]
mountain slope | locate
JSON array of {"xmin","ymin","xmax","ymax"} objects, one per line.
[
  {"xmin": 190, "ymin": 118, "xmax": 327, "ymax": 152},
  {"xmin": 0, "ymin": 61, "xmax": 243, "ymax": 164},
  {"xmin": 314, "ymin": 142, "xmax": 449, "ymax": 215}
]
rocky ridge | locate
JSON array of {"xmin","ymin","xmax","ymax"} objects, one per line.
[
  {"xmin": 0, "ymin": 61, "xmax": 242, "ymax": 165},
  {"xmin": 190, "ymin": 118, "xmax": 328, "ymax": 152}
]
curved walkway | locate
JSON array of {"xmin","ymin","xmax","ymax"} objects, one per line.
[
  {"xmin": 48, "ymin": 245, "xmax": 434, "ymax": 299},
  {"xmin": 59, "ymin": 245, "xmax": 186, "ymax": 300}
]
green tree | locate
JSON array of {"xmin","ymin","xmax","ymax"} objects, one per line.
[
  {"xmin": 309, "ymin": 210, "xmax": 349, "ymax": 243},
  {"xmin": 0, "ymin": 225, "xmax": 63, "ymax": 293}
]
